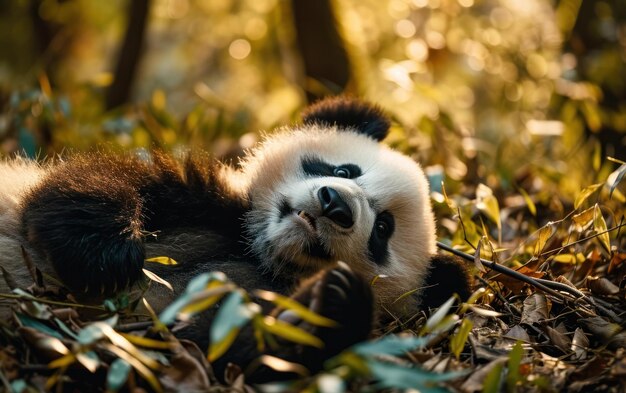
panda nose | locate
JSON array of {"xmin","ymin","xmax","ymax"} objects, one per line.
[{"xmin": 317, "ymin": 186, "xmax": 354, "ymax": 228}]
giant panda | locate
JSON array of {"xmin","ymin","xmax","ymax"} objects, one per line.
[{"xmin": 0, "ymin": 97, "xmax": 470, "ymax": 380}]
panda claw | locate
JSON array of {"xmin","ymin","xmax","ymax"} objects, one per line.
[
  {"xmin": 336, "ymin": 260, "xmax": 350, "ymax": 271},
  {"xmin": 329, "ymin": 269, "xmax": 351, "ymax": 289},
  {"xmin": 326, "ymin": 284, "xmax": 348, "ymax": 301}
]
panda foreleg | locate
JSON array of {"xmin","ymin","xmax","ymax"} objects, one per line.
[{"xmin": 246, "ymin": 263, "xmax": 374, "ymax": 381}]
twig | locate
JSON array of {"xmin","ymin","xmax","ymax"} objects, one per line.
[
  {"xmin": 0, "ymin": 369, "xmax": 12, "ymax": 392},
  {"xmin": 436, "ymin": 242, "xmax": 585, "ymax": 301},
  {"xmin": 539, "ymin": 221, "xmax": 626, "ymax": 258},
  {"xmin": 0, "ymin": 293, "xmax": 104, "ymax": 311}
]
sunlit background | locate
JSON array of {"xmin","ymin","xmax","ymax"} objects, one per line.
[{"xmin": 0, "ymin": 0, "xmax": 624, "ymax": 207}]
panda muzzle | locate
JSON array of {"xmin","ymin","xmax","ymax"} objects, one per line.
[{"xmin": 317, "ymin": 186, "xmax": 354, "ymax": 228}]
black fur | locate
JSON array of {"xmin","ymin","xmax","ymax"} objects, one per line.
[
  {"xmin": 420, "ymin": 254, "xmax": 472, "ymax": 309},
  {"xmin": 302, "ymin": 156, "xmax": 362, "ymax": 179},
  {"xmin": 367, "ymin": 212, "xmax": 394, "ymax": 265},
  {"xmin": 302, "ymin": 96, "xmax": 391, "ymax": 141},
  {"xmin": 21, "ymin": 152, "xmax": 246, "ymax": 296}
]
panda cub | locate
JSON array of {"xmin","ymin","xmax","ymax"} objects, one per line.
[{"xmin": 0, "ymin": 97, "xmax": 469, "ymax": 379}]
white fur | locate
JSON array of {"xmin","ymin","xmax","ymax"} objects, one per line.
[{"xmin": 0, "ymin": 159, "xmax": 51, "ymax": 307}]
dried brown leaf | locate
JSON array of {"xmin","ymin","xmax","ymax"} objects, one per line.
[
  {"xmin": 579, "ymin": 317, "xmax": 623, "ymax": 343},
  {"xmin": 505, "ymin": 325, "xmax": 530, "ymax": 342},
  {"xmin": 608, "ymin": 252, "xmax": 626, "ymax": 274},
  {"xmin": 460, "ymin": 357, "xmax": 507, "ymax": 392},
  {"xmin": 18, "ymin": 327, "xmax": 68, "ymax": 361},
  {"xmin": 158, "ymin": 341, "xmax": 212, "ymax": 392},
  {"xmin": 586, "ymin": 276, "xmax": 620, "ymax": 296},
  {"xmin": 571, "ymin": 328, "xmax": 589, "ymax": 361},
  {"xmin": 544, "ymin": 325, "xmax": 571, "ymax": 353},
  {"xmin": 491, "ymin": 267, "xmax": 545, "ymax": 292},
  {"xmin": 520, "ymin": 293, "xmax": 549, "ymax": 325}
]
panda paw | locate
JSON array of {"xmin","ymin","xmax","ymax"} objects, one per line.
[{"xmin": 275, "ymin": 262, "xmax": 374, "ymax": 370}]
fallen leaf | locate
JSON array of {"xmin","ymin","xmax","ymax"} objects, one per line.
[
  {"xmin": 520, "ymin": 294, "xmax": 549, "ymax": 325},
  {"xmin": 586, "ymin": 276, "xmax": 620, "ymax": 296},
  {"xmin": 571, "ymin": 328, "xmax": 589, "ymax": 360}
]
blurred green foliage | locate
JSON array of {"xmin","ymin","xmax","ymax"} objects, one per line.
[{"xmin": 0, "ymin": 0, "xmax": 624, "ymax": 204}]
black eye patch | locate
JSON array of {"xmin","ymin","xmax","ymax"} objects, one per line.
[
  {"xmin": 301, "ymin": 156, "xmax": 362, "ymax": 179},
  {"xmin": 368, "ymin": 211, "xmax": 395, "ymax": 265}
]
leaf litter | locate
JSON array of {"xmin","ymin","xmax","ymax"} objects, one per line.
[{"xmin": 0, "ymin": 177, "xmax": 625, "ymax": 392}]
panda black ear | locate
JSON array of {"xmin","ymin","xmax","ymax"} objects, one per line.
[{"xmin": 301, "ymin": 96, "xmax": 391, "ymax": 141}]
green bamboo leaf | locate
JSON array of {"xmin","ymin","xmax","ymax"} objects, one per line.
[
  {"xmin": 254, "ymin": 290, "xmax": 337, "ymax": 327},
  {"xmin": 159, "ymin": 273, "xmax": 230, "ymax": 324},
  {"xmin": 10, "ymin": 380, "xmax": 27, "ymax": 393},
  {"xmin": 572, "ymin": 206, "xmax": 595, "ymax": 232},
  {"xmin": 466, "ymin": 288, "xmax": 487, "ymax": 306},
  {"xmin": 351, "ymin": 335, "xmax": 431, "ymax": 357},
  {"xmin": 552, "ymin": 254, "xmax": 581, "ymax": 264},
  {"xmin": 104, "ymin": 343, "xmax": 162, "ymax": 393},
  {"xmin": 179, "ymin": 283, "xmax": 232, "ymax": 319},
  {"xmin": 608, "ymin": 163, "xmax": 626, "ymax": 199},
  {"xmin": 16, "ymin": 314, "xmax": 64, "ymax": 340},
  {"xmin": 532, "ymin": 222, "xmax": 557, "ymax": 256},
  {"xmin": 426, "ymin": 314, "xmax": 459, "ymax": 335},
  {"xmin": 518, "ymin": 187, "xmax": 536, "ymax": 216},
  {"xmin": 482, "ymin": 362, "xmax": 504, "ymax": 393},
  {"xmin": 450, "ymin": 318, "xmax": 473, "ymax": 360},
  {"xmin": 574, "ymin": 183, "xmax": 602, "ymax": 209},
  {"xmin": 210, "ymin": 291, "xmax": 259, "ymax": 345},
  {"xmin": 261, "ymin": 316, "xmax": 324, "ymax": 348},
  {"xmin": 208, "ymin": 328, "xmax": 240, "ymax": 362},
  {"xmin": 476, "ymin": 184, "xmax": 501, "ymax": 233},
  {"xmin": 368, "ymin": 359, "xmax": 466, "ymax": 391},
  {"xmin": 425, "ymin": 296, "xmax": 456, "ymax": 332},
  {"xmin": 593, "ymin": 204, "xmax": 611, "ymax": 253},
  {"xmin": 581, "ymin": 100, "xmax": 602, "ymax": 132},
  {"xmin": 142, "ymin": 269, "xmax": 173, "ymax": 291},
  {"xmin": 107, "ymin": 359, "xmax": 132, "ymax": 392},
  {"xmin": 145, "ymin": 256, "xmax": 178, "ymax": 265},
  {"xmin": 592, "ymin": 141, "xmax": 602, "ymax": 171},
  {"xmin": 76, "ymin": 351, "xmax": 100, "ymax": 373},
  {"xmin": 506, "ymin": 341, "xmax": 524, "ymax": 393}
]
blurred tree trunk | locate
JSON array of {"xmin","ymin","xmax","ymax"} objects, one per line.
[
  {"xmin": 569, "ymin": 0, "xmax": 626, "ymax": 159},
  {"xmin": 29, "ymin": 0, "xmax": 65, "ymax": 86},
  {"xmin": 105, "ymin": 0, "xmax": 151, "ymax": 110},
  {"xmin": 290, "ymin": 0, "xmax": 350, "ymax": 102}
]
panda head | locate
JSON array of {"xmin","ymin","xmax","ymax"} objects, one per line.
[{"xmin": 237, "ymin": 97, "xmax": 436, "ymax": 313}]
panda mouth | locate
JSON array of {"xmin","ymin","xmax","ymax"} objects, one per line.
[
  {"xmin": 295, "ymin": 210, "xmax": 317, "ymax": 233},
  {"xmin": 292, "ymin": 210, "xmax": 332, "ymax": 259}
]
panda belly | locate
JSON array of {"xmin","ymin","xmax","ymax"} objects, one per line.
[
  {"xmin": 141, "ymin": 229, "xmax": 293, "ymax": 313},
  {"xmin": 139, "ymin": 228, "xmax": 374, "ymax": 380}
]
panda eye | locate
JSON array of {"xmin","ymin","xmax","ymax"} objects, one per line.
[
  {"xmin": 375, "ymin": 220, "xmax": 390, "ymax": 238},
  {"xmin": 333, "ymin": 167, "xmax": 351, "ymax": 178},
  {"xmin": 373, "ymin": 212, "xmax": 394, "ymax": 240}
]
